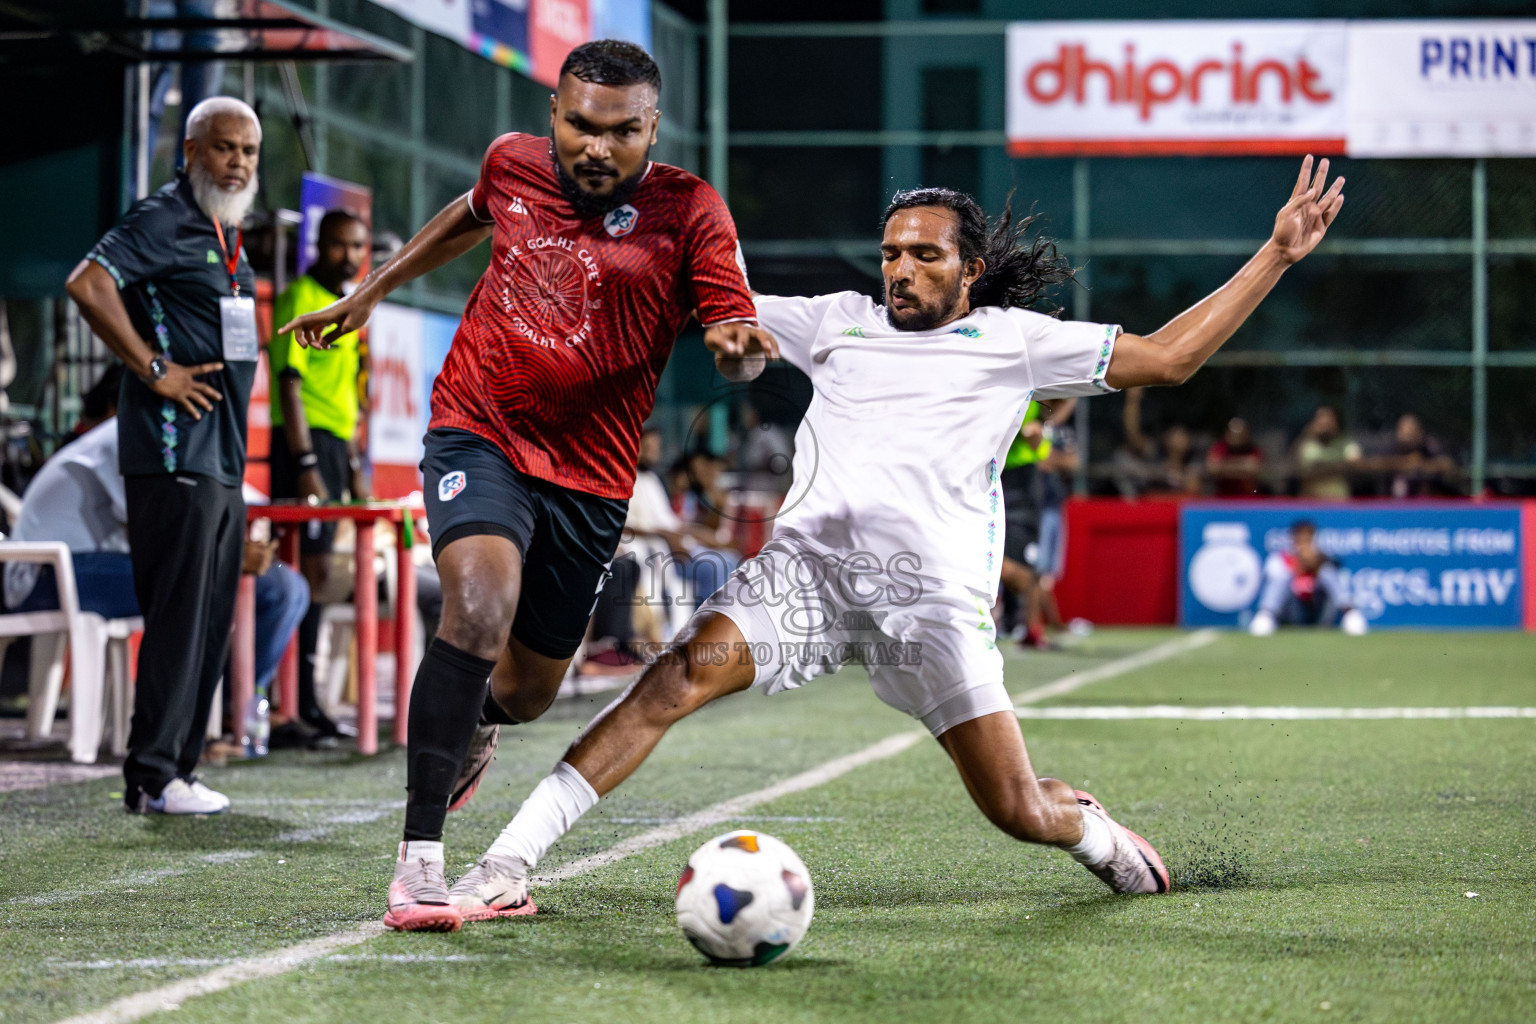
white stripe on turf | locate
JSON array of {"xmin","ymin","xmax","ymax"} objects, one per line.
[
  {"xmin": 1010, "ymin": 628, "xmax": 1219, "ymax": 707},
  {"xmin": 52, "ymin": 927, "xmax": 387, "ymax": 1024},
  {"xmin": 535, "ymin": 731, "xmax": 924, "ymax": 885},
  {"xmin": 55, "ymin": 631, "xmax": 1217, "ymax": 1024},
  {"xmin": 1016, "ymin": 705, "xmax": 1536, "ymax": 720}
]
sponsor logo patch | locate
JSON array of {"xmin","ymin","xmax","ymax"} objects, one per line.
[
  {"xmin": 604, "ymin": 204, "xmax": 639, "ymax": 238},
  {"xmin": 438, "ymin": 470, "xmax": 467, "ymax": 502}
]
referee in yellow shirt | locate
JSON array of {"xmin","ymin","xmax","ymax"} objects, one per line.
[{"xmin": 268, "ymin": 209, "xmax": 370, "ymax": 745}]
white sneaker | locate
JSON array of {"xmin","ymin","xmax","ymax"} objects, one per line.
[
  {"xmin": 187, "ymin": 779, "xmax": 231, "ymax": 811},
  {"xmin": 448, "ymin": 853, "xmax": 537, "ymax": 922},
  {"xmin": 1248, "ymin": 610, "xmax": 1277, "ymax": 637},
  {"xmin": 1341, "ymin": 608, "xmax": 1369, "ymax": 636},
  {"xmin": 139, "ymin": 778, "xmax": 227, "ymax": 815}
]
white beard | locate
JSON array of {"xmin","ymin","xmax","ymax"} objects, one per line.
[{"xmin": 188, "ymin": 160, "xmax": 259, "ymax": 227}]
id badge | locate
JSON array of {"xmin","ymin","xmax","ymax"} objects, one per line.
[{"xmin": 220, "ymin": 295, "xmax": 259, "ymax": 361}]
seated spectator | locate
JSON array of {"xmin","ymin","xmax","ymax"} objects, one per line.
[
  {"xmin": 1113, "ymin": 387, "xmax": 1197, "ymax": 497},
  {"xmin": 1206, "ymin": 417, "xmax": 1265, "ymax": 497},
  {"xmin": 1250, "ymin": 520, "xmax": 1367, "ymax": 636},
  {"xmin": 1388, "ymin": 414, "xmax": 1457, "ymax": 497},
  {"xmin": 735, "ymin": 401, "xmax": 794, "ymax": 492},
  {"xmin": 1293, "ymin": 405, "xmax": 1361, "ymax": 499},
  {"xmin": 3, "ymin": 415, "xmax": 309, "ymax": 749}
]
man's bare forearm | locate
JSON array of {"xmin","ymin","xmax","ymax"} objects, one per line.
[
  {"xmin": 279, "ymin": 374, "xmax": 314, "ymax": 454},
  {"xmin": 64, "ymin": 261, "xmax": 157, "ymax": 378},
  {"xmin": 1111, "ymin": 242, "xmax": 1290, "ymax": 388},
  {"xmin": 353, "ymin": 193, "xmax": 491, "ymax": 305}
]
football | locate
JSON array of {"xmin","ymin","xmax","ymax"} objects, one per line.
[{"xmin": 675, "ymin": 829, "xmax": 815, "ymax": 967}]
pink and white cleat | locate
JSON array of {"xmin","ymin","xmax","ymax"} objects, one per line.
[
  {"xmin": 448, "ymin": 854, "xmax": 538, "ymax": 922},
  {"xmin": 383, "ymin": 844, "xmax": 463, "ymax": 932},
  {"xmin": 1075, "ymin": 790, "xmax": 1171, "ymax": 894}
]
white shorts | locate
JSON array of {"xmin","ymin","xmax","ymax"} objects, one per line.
[{"xmin": 698, "ymin": 532, "xmax": 1014, "ymax": 736}]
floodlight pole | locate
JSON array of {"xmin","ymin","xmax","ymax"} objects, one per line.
[{"xmin": 707, "ymin": 0, "xmax": 728, "ymax": 203}]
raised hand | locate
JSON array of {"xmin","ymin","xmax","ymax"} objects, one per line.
[
  {"xmin": 279, "ymin": 294, "xmax": 374, "ymax": 350},
  {"xmin": 705, "ymin": 321, "xmax": 781, "ymax": 382},
  {"xmin": 1271, "ymin": 155, "xmax": 1345, "ymax": 265}
]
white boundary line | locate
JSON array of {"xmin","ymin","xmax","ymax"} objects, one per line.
[
  {"xmin": 1016, "ymin": 705, "xmax": 1536, "ymax": 721},
  {"xmin": 1010, "ymin": 629, "xmax": 1219, "ymax": 707},
  {"xmin": 55, "ymin": 630, "xmax": 1216, "ymax": 1024}
]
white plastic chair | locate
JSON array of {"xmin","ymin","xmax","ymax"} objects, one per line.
[{"xmin": 0, "ymin": 541, "xmax": 142, "ymax": 763}]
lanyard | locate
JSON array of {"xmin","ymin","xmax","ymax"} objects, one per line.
[{"xmin": 211, "ymin": 219, "xmax": 243, "ymax": 297}]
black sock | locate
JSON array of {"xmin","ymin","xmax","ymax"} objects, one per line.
[
  {"xmin": 402, "ymin": 638, "xmax": 495, "ymax": 841},
  {"xmin": 481, "ymin": 688, "xmax": 518, "ymax": 726}
]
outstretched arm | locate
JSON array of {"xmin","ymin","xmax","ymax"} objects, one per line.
[
  {"xmin": 278, "ymin": 193, "xmax": 491, "ymax": 349},
  {"xmin": 1106, "ymin": 156, "xmax": 1344, "ymax": 390}
]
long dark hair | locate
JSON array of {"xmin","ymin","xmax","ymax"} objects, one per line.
[{"xmin": 881, "ymin": 187, "xmax": 1076, "ymax": 314}]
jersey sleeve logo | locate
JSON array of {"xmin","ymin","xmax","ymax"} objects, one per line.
[
  {"xmin": 438, "ymin": 470, "xmax": 467, "ymax": 502},
  {"xmin": 603, "ymin": 204, "xmax": 640, "ymax": 238}
]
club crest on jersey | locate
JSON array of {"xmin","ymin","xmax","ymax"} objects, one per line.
[
  {"xmin": 604, "ymin": 204, "xmax": 639, "ymax": 238},
  {"xmin": 438, "ymin": 470, "xmax": 467, "ymax": 502}
]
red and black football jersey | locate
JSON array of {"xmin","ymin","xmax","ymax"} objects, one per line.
[{"xmin": 430, "ymin": 132, "xmax": 756, "ymax": 499}]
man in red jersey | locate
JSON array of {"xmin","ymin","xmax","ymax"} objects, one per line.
[{"xmin": 281, "ymin": 40, "xmax": 775, "ymax": 932}]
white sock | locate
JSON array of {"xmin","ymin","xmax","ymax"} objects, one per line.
[
  {"xmin": 485, "ymin": 761, "xmax": 599, "ymax": 869},
  {"xmin": 1062, "ymin": 806, "xmax": 1115, "ymax": 867},
  {"xmin": 402, "ymin": 840, "xmax": 444, "ymax": 863}
]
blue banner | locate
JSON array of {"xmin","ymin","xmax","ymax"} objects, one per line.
[{"xmin": 1180, "ymin": 504, "xmax": 1524, "ymax": 629}]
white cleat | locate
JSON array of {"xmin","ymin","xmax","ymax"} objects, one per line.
[
  {"xmin": 1248, "ymin": 610, "xmax": 1277, "ymax": 637},
  {"xmin": 187, "ymin": 779, "xmax": 230, "ymax": 811},
  {"xmin": 133, "ymin": 778, "xmax": 227, "ymax": 815},
  {"xmin": 384, "ymin": 845, "xmax": 462, "ymax": 932},
  {"xmin": 448, "ymin": 853, "xmax": 537, "ymax": 922}
]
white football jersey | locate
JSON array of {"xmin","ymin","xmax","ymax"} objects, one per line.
[{"xmin": 754, "ymin": 291, "xmax": 1119, "ymax": 597}]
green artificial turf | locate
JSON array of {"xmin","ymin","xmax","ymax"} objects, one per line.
[{"xmin": 1, "ymin": 629, "xmax": 1532, "ymax": 1024}]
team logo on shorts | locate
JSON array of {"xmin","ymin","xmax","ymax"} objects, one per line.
[
  {"xmin": 438, "ymin": 470, "xmax": 467, "ymax": 502},
  {"xmin": 604, "ymin": 204, "xmax": 639, "ymax": 238}
]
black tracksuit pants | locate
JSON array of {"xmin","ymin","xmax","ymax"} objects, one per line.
[{"xmin": 122, "ymin": 473, "xmax": 244, "ymax": 799}]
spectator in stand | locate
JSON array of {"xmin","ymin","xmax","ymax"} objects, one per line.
[
  {"xmin": 1206, "ymin": 417, "xmax": 1265, "ymax": 497},
  {"xmin": 624, "ymin": 429, "xmax": 737, "ymax": 622},
  {"xmin": 1389, "ymin": 414, "xmax": 1457, "ymax": 497},
  {"xmin": 267, "ymin": 208, "xmax": 372, "ymax": 747},
  {"xmin": 59, "ymin": 365, "xmax": 126, "ymax": 448},
  {"xmin": 735, "ymin": 401, "xmax": 793, "ymax": 492},
  {"xmin": 1249, "ymin": 520, "xmax": 1367, "ymax": 636},
  {"xmin": 3, "ymin": 415, "xmax": 309, "ymax": 756},
  {"xmin": 1113, "ymin": 387, "xmax": 1197, "ymax": 497},
  {"xmin": 1293, "ymin": 404, "xmax": 1361, "ymax": 499}
]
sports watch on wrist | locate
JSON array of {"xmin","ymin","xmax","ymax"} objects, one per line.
[{"xmin": 146, "ymin": 356, "xmax": 168, "ymax": 382}]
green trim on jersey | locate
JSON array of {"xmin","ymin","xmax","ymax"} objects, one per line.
[{"xmin": 269, "ymin": 275, "xmax": 361, "ymax": 441}]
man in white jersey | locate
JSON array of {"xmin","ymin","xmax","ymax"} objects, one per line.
[{"xmin": 443, "ymin": 157, "xmax": 1345, "ymax": 918}]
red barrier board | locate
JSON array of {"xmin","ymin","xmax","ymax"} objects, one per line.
[{"xmin": 1056, "ymin": 497, "xmax": 1184, "ymax": 625}]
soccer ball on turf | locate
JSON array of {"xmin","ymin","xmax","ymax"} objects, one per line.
[{"xmin": 675, "ymin": 829, "xmax": 814, "ymax": 966}]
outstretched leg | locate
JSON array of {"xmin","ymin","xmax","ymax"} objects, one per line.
[
  {"xmin": 937, "ymin": 710, "xmax": 1169, "ymax": 894},
  {"xmin": 448, "ymin": 612, "xmax": 755, "ymax": 920}
]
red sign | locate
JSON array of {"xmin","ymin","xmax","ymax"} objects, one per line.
[{"xmin": 530, "ymin": 0, "xmax": 589, "ymax": 87}]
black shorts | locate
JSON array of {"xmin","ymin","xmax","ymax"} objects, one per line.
[
  {"xmin": 421, "ymin": 428, "xmax": 628, "ymax": 660},
  {"xmin": 270, "ymin": 428, "xmax": 351, "ymax": 556},
  {"xmin": 1000, "ymin": 466, "xmax": 1041, "ymax": 568}
]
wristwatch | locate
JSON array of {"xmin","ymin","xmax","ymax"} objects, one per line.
[{"xmin": 146, "ymin": 356, "xmax": 168, "ymax": 382}]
